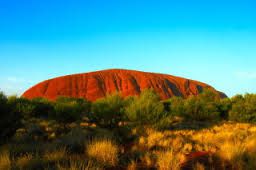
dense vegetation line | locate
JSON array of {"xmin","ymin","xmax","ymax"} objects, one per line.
[{"xmin": 1, "ymin": 89, "xmax": 256, "ymax": 139}]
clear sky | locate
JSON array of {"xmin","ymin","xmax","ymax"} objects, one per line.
[{"xmin": 0, "ymin": 0, "xmax": 256, "ymax": 97}]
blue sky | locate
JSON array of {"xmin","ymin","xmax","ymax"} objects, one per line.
[{"xmin": 0, "ymin": 0, "xmax": 256, "ymax": 97}]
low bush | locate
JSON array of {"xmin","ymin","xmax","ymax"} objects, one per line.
[
  {"xmin": 56, "ymin": 96, "xmax": 91, "ymax": 115},
  {"xmin": 217, "ymin": 98, "xmax": 232, "ymax": 119},
  {"xmin": 168, "ymin": 97, "xmax": 185, "ymax": 117},
  {"xmin": 53, "ymin": 97, "xmax": 91, "ymax": 123},
  {"xmin": 0, "ymin": 93, "xmax": 22, "ymax": 142},
  {"xmin": 31, "ymin": 98, "xmax": 54, "ymax": 118},
  {"xmin": 125, "ymin": 89, "xmax": 166, "ymax": 126},
  {"xmin": 229, "ymin": 94, "xmax": 256, "ymax": 123},
  {"xmin": 186, "ymin": 89, "xmax": 222, "ymax": 121},
  {"xmin": 8, "ymin": 97, "xmax": 35, "ymax": 118},
  {"xmin": 169, "ymin": 89, "xmax": 222, "ymax": 121},
  {"xmin": 8, "ymin": 96, "xmax": 53, "ymax": 119},
  {"xmin": 54, "ymin": 102, "xmax": 81, "ymax": 123},
  {"xmin": 90, "ymin": 93, "xmax": 125, "ymax": 128}
]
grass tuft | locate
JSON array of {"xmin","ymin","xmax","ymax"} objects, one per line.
[
  {"xmin": 86, "ymin": 139, "xmax": 119, "ymax": 167},
  {"xmin": 0, "ymin": 150, "xmax": 11, "ymax": 170},
  {"xmin": 156, "ymin": 149, "xmax": 183, "ymax": 170}
]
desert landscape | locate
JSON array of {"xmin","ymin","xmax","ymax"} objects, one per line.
[
  {"xmin": 1, "ymin": 0, "xmax": 256, "ymax": 169},
  {"xmin": 1, "ymin": 69, "xmax": 256, "ymax": 169}
]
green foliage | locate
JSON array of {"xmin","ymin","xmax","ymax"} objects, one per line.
[
  {"xmin": 2, "ymin": 87, "xmax": 256, "ymax": 147},
  {"xmin": 0, "ymin": 92, "xmax": 22, "ymax": 142},
  {"xmin": 125, "ymin": 89, "xmax": 166, "ymax": 126},
  {"xmin": 168, "ymin": 89, "xmax": 222, "ymax": 121},
  {"xmin": 8, "ymin": 97, "xmax": 54, "ymax": 119},
  {"xmin": 217, "ymin": 98, "xmax": 232, "ymax": 119},
  {"xmin": 8, "ymin": 97, "xmax": 35, "ymax": 118},
  {"xmin": 56, "ymin": 96, "xmax": 91, "ymax": 115},
  {"xmin": 2, "ymin": 88, "xmax": 256, "ymax": 170},
  {"xmin": 31, "ymin": 98, "xmax": 54, "ymax": 118},
  {"xmin": 229, "ymin": 94, "xmax": 256, "ymax": 123},
  {"xmin": 0, "ymin": 91, "xmax": 8, "ymax": 109},
  {"xmin": 53, "ymin": 97, "xmax": 91, "ymax": 123},
  {"xmin": 168, "ymin": 96, "xmax": 185, "ymax": 116},
  {"xmin": 90, "ymin": 93, "xmax": 125, "ymax": 128},
  {"xmin": 184, "ymin": 89, "xmax": 221, "ymax": 121}
]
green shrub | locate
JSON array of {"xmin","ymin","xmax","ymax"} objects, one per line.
[
  {"xmin": 0, "ymin": 92, "xmax": 8, "ymax": 110},
  {"xmin": 0, "ymin": 92, "xmax": 22, "ymax": 142},
  {"xmin": 217, "ymin": 98, "xmax": 232, "ymax": 119},
  {"xmin": 31, "ymin": 98, "xmax": 54, "ymax": 118},
  {"xmin": 167, "ymin": 89, "xmax": 223, "ymax": 121},
  {"xmin": 183, "ymin": 89, "xmax": 221, "ymax": 121},
  {"xmin": 167, "ymin": 89, "xmax": 232, "ymax": 121},
  {"xmin": 168, "ymin": 96, "xmax": 186, "ymax": 116},
  {"xmin": 90, "ymin": 93, "xmax": 125, "ymax": 128},
  {"xmin": 9, "ymin": 96, "xmax": 54, "ymax": 119},
  {"xmin": 0, "ymin": 92, "xmax": 8, "ymax": 116},
  {"xmin": 229, "ymin": 94, "xmax": 256, "ymax": 123},
  {"xmin": 54, "ymin": 102, "xmax": 80, "ymax": 123},
  {"xmin": 125, "ymin": 89, "xmax": 166, "ymax": 126},
  {"xmin": 8, "ymin": 97, "xmax": 35, "ymax": 119},
  {"xmin": 53, "ymin": 97, "xmax": 91, "ymax": 123}
]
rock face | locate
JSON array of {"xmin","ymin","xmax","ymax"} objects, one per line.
[{"xmin": 22, "ymin": 69, "xmax": 226, "ymax": 101}]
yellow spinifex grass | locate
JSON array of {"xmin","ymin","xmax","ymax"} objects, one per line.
[
  {"xmin": 16, "ymin": 153, "xmax": 33, "ymax": 169},
  {"xmin": 127, "ymin": 160, "xmax": 137, "ymax": 170},
  {"xmin": 44, "ymin": 148, "xmax": 67, "ymax": 162},
  {"xmin": 131, "ymin": 122, "xmax": 256, "ymax": 169},
  {"xmin": 2, "ymin": 122, "xmax": 256, "ymax": 169},
  {"xmin": 86, "ymin": 139, "xmax": 119, "ymax": 166},
  {"xmin": 56, "ymin": 159, "xmax": 103, "ymax": 170},
  {"xmin": 156, "ymin": 149, "xmax": 184, "ymax": 170},
  {"xmin": 0, "ymin": 150, "xmax": 11, "ymax": 170}
]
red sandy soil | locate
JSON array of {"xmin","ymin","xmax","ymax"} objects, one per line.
[{"xmin": 22, "ymin": 69, "xmax": 226, "ymax": 101}]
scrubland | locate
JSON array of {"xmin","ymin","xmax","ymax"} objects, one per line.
[{"xmin": 0, "ymin": 90, "xmax": 256, "ymax": 169}]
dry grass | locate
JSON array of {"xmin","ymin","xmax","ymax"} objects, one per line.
[
  {"xmin": 156, "ymin": 149, "xmax": 184, "ymax": 170},
  {"xmin": 136, "ymin": 128, "xmax": 185, "ymax": 152},
  {"xmin": 218, "ymin": 141, "xmax": 247, "ymax": 169},
  {"xmin": 218, "ymin": 141, "xmax": 246, "ymax": 161},
  {"xmin": 245, "ymin": 134, "xmax": 256, "ymax": 153},
  {"xmin": 44, "ymin": 148, "xmax": 67, "ymax": 161},
  {"xmin": 0, "ymin": 150, "xmax": 11, "ymax": 170},
  {"xmin": 3, "ymin": 122, "xmax": 256, "ymax": 169},
  {"xmin": 193, "ymin": 162, "xmax": 205, "ymax": 170},
  {"xmin": 16, "ymin": 153, "xmax": 33, "ymax": 169},
  {"xmin": 127, "ymin": 160, "xmax": 137, "ymax": 170},
  {"xmin": 57, "ymin": 159, "xmax": 102, "ymax": 170},
  {"xmin": 131, "ymin": 122, "xmax": 256, "ymax": 169},
  {"xmin": 140, "ymin": 151, "xmax": 156, "ymax": 167},
  {"xmin": 86, "ymin": 139, "xmax": 119, "ymax": 166}
]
